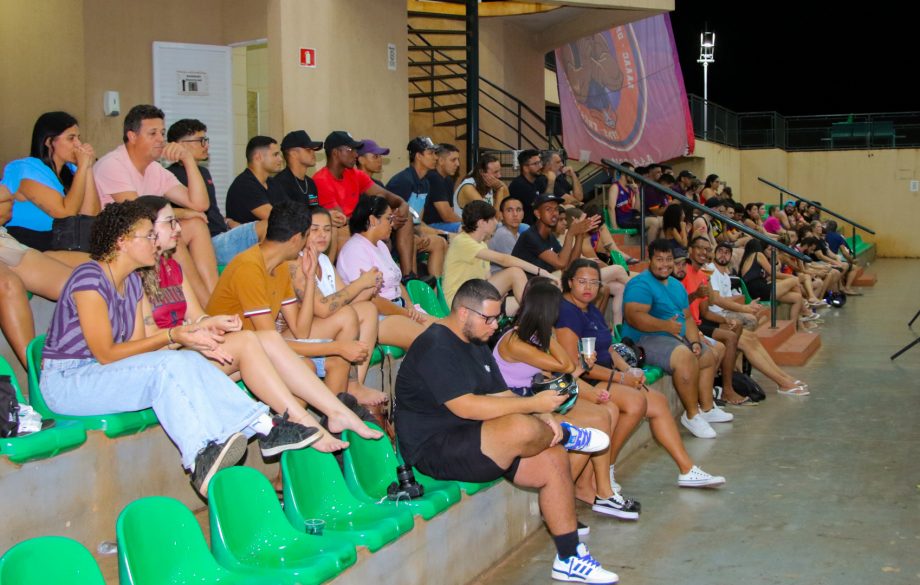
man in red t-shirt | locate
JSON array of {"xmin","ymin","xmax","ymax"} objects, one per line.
[{"xmin": 314, "ymin": 131, "xmax": 414, "ymax": 269}]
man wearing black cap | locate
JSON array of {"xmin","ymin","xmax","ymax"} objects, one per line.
[
  {"xmin": 511, "ymin": 194, "xmax": 599, "ymax": 273},
  {"xmin": 273, "ymin": 130, "xmax": 322, "ymax": 207},
  {"xmin": 674, "ymin": 170, "xmax": 696, "ymax": 197},
  {"xmin": 314, "ymin": 131, "xmax": 412, "ymax": 266}
]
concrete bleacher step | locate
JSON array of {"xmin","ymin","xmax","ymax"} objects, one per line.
[
  {"xmin": 853, "ymin": 272, "xmax": 877, "ymax": 287},
  {"xmin": 755, "ymin": 320, "xmax": 796, "ymax": 352},
  {"xmin": 770, "ymin": 331, "xmax": 823, "ymax": 367}
]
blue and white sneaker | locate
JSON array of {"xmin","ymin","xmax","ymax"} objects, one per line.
[
  {"xmin": 560, "ymin": 422, "xmax": 610, "ymax": 453},
  {"xmin": 552, "ymin": 543, "xmax": 619, "ymax": 584}
]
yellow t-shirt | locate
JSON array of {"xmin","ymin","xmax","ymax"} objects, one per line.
[
  {"xmin": 206, "ymin": 245, "xmax": 297, "ymax": 330},
  {"xmin": 443, "ymin": 232, "xmax": 490, "ymax": 306}
]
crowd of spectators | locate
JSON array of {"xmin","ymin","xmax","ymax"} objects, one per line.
[{"xmin": 0, "ymin": 103, "xmax": 867, "ymax": 584}]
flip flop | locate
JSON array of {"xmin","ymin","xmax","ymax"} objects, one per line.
[
  {"xmin": 793, "ymin": 380, "xmax": 809, "ymax": 388},
  {"xmin": 777, "ymin": 385, "xmax": 810, "ymax": 396},
  {"xmin": 726, "ymin": 396, "xmax": 756, "ymax": 406}
]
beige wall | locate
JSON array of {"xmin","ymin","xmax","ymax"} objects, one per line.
[
  {"xmin": 683, "ymin": 140, "xmax": 919, "ymax": 257},
  {"xmin": 0, "ymin": 0, "xmax": 86, "ymax": 167},
  {"xmin": 270, "ymin": 0, "xmax": 410, "ymax": 182}
]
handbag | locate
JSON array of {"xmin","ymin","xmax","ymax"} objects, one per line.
[
  {"xmin": 51, "ymin": 215, "xmax": 96, "ymax": 252},
  {"xmin": 0, "ymin": 375, "xmax": 20, "ymax": 438}
]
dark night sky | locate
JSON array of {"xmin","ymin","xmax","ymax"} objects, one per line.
[{"xmin": 668, "ymin": 1, "xmax": 917, "ymax": 116}]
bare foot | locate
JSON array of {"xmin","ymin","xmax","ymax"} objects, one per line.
[
  {"xmin": 311, "ymin": 432, "xmax": 349, "ymax": 453},
  {"xmin": 327, "ymin": 412, "xmax": 384, "ymax": 440},
  {"xmin": 347, "ymin": 380, "xmax": 389, "ymax": 406}
]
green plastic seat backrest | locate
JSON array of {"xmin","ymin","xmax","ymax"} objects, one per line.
[
  {"xmin": 341, "ymin": 422, "xmax": 399, "ymax": 499},
  {"xmin": 282, "ymin": 448, "xmax": 367, "ymax": 527},
  {"xmin": 117, "ymin": 496, "xmax": 235, "ymax": 585},
  {"xmin": 602, "ymin": 207, "xmax": 614, "ymax": 232},
  {"xmin": 435, "ymin": 277, "xmax": 450, "ymax": 315},
  {"xmin": 26, "ymin": 335, "xmax": 158, "ymax": 437},
  {"xmin": 406, "ymin": 280, "xmax": 447, "ymax": 319},
  {"xmin": 369, "ymin": 346, "xmax": 383, "ymax": 367},
  {"xmin": 608, "ymin": 249, "xmax": 629, "ymax": 272},
  {"xmin": 612, "ymin": 323, "xmax": 623, "ymax": 343},
  {"xmin": 736, "ymin": 278, "xmax": 754, "ymax": 304},
  {"xmin": 208, "ymin": 466, "xmax": 355, "ymax": 577},
  {"xmin": 0, "ymin": 536, "xmax": 105, "ymax": 585}
]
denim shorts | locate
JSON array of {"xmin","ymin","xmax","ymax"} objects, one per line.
[
  {"xmin": 639, "ymin": 334, "xmax": 711, "ymax": 374},
  {"xmin": 428, "ymin": 221, "xmax": 461, "ymax": 233},
  {"xmin": 212, "ymin": 222, "xmax": 259, "ymax": 265}
]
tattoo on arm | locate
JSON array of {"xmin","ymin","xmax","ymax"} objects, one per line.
[{"xmin": 318, "ymin": 289, "xmax": 349, "ymax": 311}]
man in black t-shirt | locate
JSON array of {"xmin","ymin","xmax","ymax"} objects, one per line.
[
  {"xmin": 166, "ymin": 119, "xmax": 264, "ymax": 265},
  {"xmin": 225, "ymin": 136, "xmax": 288, "ymax": 225},
  {"xmin": 541, "ymin": 150, "xmax": 583, "ymax": 206},
  {"xmin": 511, "ymin": 194, "xmax": 598, "ymax": 274},
  {"xmin": 508, "ymin": 149, "xmax": 549, "ymax": 226},
  {"xmin": 273, "ymin": 130, "xmax": 322, "ymax": 207},
  {"xmin": 395, "ymin": 279, "xmax": 617, "ymax": 584},
  {"xmin": 423, "ymin": 142, "xmax": 462, "ymax": 232}
]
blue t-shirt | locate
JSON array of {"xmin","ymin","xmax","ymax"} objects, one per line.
[
  {"xmin": 621, "ymin": 269, "xmax": 689, "ymax": 341},
  {"xmin": 386, "ymin": 166, "xmax": 430, "ymax": 225},
  {"xmin": 1, "ymin": 157, "xmax": 78, "ymax": 231},
  {"xmin": 555, "ymin": 298, "xmax": 615, "ymax": 368},
  {"xmin": 825, "ymin": 231, "xmax": 849, "ymax": 255}
]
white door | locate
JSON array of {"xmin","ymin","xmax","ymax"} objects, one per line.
[{"xmin": 153, "ymin": 41, "xmax": 233, "ymax": 212}]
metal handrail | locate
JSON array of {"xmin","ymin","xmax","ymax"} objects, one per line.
[{"xmin": 604, "ymin": 160, "xmax": 810, "ymax": 328}]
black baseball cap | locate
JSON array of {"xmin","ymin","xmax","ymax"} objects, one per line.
[
  {"xmin": 533, "ymin": 193, "xmax": 564, "ymax": 209},
  {"xmin": 281, "ymin": 130, "xmax": 323, "ymax": 151},
  {"xmin": 324, "ymin": 131, "xmax": 364, "ymax": 150},
  {"xmin": 678, "ymin": 170, "xmax": 696, "ymax": 179}
]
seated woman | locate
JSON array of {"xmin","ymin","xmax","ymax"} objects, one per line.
[
  {"xmin": 442, "ymin": 200, "xmax": 556, "ymax": 310},
  {"xmin": 38, "ymin": 200, "xmax": 331, "ymax": 497},
  {"xmin": 581, "ymin": 203, "xmax": 638, "ymax": 265},
  {"xmin": 494, "ymin": 278, "xmax": 641, "ymax": 519},
  {"xmin": 1, "ymin": 111, "xmax": 99, "ymax": 265},
  {"xmin": 0, "ymin": 184, "xmax": 74, "ymax": 367},
  {"xmin": 740, "ymin": 239, "xmax": 816, "ymax": 328},
  {"xmin": 742, "ymin": 202, "xmax": 767, "ymax": 235},
  {"xmin": 453, "ymin": 154, "xmax": 509, "ymax": 217},
  {"xmin": 337, "ymin": 195, "xmax": 433, "ymax": 327},
  {"xmin": 291, "ymin": 206, "xmax": 426, "ymax": 400},
  {"xmin": 662, "ymin": 203, "xmax": 689, "ymax": 259},
  {"xmin": 135, "ymin": 196, "xmax": 383, "ymax": 443},
  {"xmin": 555, "ymin": 259, "xmax": 725, "ymax": 490}
]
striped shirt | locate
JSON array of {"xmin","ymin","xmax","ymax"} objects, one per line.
[{"xmin": 44, "ymin": 262, "xmax": 142, "ymax": 360}]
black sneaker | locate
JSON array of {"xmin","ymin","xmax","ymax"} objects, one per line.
[
  {"xmin": 190, "ymin": 432, "xmax": 248, "ymax": 497},
  {"xmin": 592, "ymin": 492, "xmax": 641, "ymax": 520},
  {"xmin": 577, "ymin": 521, "xmax": 590, "ymax": 537},
  {"xmin": 258, "ymin": 413, "xmax": 321, "ymax": 457}
]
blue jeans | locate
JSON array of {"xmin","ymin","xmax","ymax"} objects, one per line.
[
  {"xmin": 41, "ymin": 350, "xmax": 268, "ymax": 469},
  {"xmin": 212, "ymin": 222, "xmax": 259, "ymax": 265},
  {"xmin": 428, "ymin": 221, "xmax": 461, "ymax": 233}
]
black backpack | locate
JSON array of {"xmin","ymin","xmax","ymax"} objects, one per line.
[{"xmin": 0, "ymin": 375, "xmax": 20, "ymax": 438}]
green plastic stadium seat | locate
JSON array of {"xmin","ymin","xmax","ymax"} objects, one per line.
[
  {"xmin": 406, "ymin": 280, "xmax": 448, "ymax": 319},
  {"xmin": 608, "ymin": 249, "xmax": 630, "ymax": 273},
  {"xmin": 208, "ymin": 467, "xmax": 356, "ymax": 582},
  {"xmin": 602, "ymin": 207, "xmax": 638, "ymax": 236},
  {"xmin": 642, "ymin": 366, "xmax": 665, "ymax": 386},
  {"xmin": 281, "ymin": 448, "xmax": 415, "ymax": 552},
  {"xmin": 435, "ymin": 277, "xmax": 450, "ymax": 315},
  {"xmin": 455, "ymin": 478, "xmax": 501, "ymax": 495},
  {"xmin": 0, "ymin": 536, "xmax": 105, "ymax": 585},
  {"xmin": 26, "ymin": 335, "xmax": 158, "ymax": 439},
  {"xmin": 341, "ymin": 423, "xmax": 458, "ymax": 520},
  {"xmin": 0, "ymin": 356, "xmax": 86, "ymax": 464},
  {"xmin": 217, "ymin": 263, "xmax": 227, "ymax": 275},
  {"xmin": 117, "ymin": 496, "xmax": 282, "ymax": 585},
  {"xmin": 736, "ymin": 279, "xmax": 772, "ymax": 307}
]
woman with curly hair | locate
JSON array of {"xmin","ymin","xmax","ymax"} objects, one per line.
[{"xmin": 39, "ymin": 200, "xmax": 320, "ymax": 497}]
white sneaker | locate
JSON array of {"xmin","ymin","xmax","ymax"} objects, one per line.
[
  {"xmin": 678, "ymin": 465, "xmax": 726, "ymax": 488},
  {"xmin": 700, "ymin": 405, "xmax": 734, "ymax": 423},
  {"xmin": 561, "ymin": 422, "xmax": 610, "ymax": 453},
  {"xmin": 608, "ymin": 465, "xmax": 622, "ymax": 492},
  {"xmin": 552, "ymin": 543, "xmax": 619, "ymax": 584},
  {"xmin": 680, "ymin": 412, "xmax": 717, "ymax": 439}
]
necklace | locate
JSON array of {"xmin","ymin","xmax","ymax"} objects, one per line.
[
  {"xmin": 294, "ymin": 174, "xmax": 309, "ymax": 194},
  {"xmin": 105, "ymin": 261, "xmax": 120, "ymax": 293}
]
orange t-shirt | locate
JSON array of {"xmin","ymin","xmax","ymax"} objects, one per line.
[{"xmin": 681, "ymin": 264, "xmax": 711, "ymax": 325}]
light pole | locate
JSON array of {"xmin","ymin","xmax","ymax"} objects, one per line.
[{"xmin": 698, "ymin": 31, "xmax": 715, "ymax": 141}]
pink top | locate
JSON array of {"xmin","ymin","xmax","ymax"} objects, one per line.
[
  {"xmin": 93, "ymin": 145, "xmax": 181, "ymax": 207},
  {"xmin": 336, "ymin": 233, "xmax": 402, "ymax": 301}
]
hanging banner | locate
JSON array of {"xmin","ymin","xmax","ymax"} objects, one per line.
[{"xmin": 555, "ymin": 14, "xmax": 693, "ymax": 165}]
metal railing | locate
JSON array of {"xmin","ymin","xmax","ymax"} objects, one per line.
[
  {"xmin": 603, "ymin": 159, "xmax": 810, "ymax": 328},
  {"xmin": 689, "ymin": 95, "xmax": 920, "ymax": 151},
  {"xmin": 757, "ymin": 177, "xmax": 876, "ymax": 253}
]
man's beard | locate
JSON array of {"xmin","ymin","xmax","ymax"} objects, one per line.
[
  {"xmin": 651, "ymin": 270, "xmax": 671, "ymax": 281},
  {"xmin": 462, "ymin": 321, "xmax": 487, "ymax": 345},
  {"xmin": 715, "ymin": 257, "xmax": 731, "ymax": 267}
]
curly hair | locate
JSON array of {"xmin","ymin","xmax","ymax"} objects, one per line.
[{"xmin": 89, "ymin": 200, "xmax": 156, "ymax": 262}]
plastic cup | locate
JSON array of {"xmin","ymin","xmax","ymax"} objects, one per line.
[
  {"xmin": 579, "ymin": 337, "xmax": 596, "ymax": 357},
  {"xmin": 627, "ymin": 367, "xmax": 644, "ymax": 379},
  {"xmin": 304, "ymin": 519, "xmax": 325, "ymax": 536}
]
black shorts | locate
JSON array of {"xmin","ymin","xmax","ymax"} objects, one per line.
[
  {"xmin": 412, "ymin": 422, "xmax": 520, "ymax": 483},
  {"xmin": 699, "ymin": 319, "xmax": 718, "ymax": 337}
]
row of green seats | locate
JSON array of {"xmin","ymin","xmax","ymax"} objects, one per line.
[
  {"xmin": 406, "ymin": 279, "xmax": 449, "ymax": 318},
  {"xmin": 602, "ymin": 207, "xmax": 638, "ymax": 236}
]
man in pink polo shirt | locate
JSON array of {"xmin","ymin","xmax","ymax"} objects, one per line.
[
  {"xmin": 314, "ymin": 131, "xmax": 415, "ymax": 275},
  {"xmin": 94, "ymin": 104, "xmax": 218, "ymax": 304}
]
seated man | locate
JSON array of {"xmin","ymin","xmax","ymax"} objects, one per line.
[
  {"xmin": 225, "ymin": 136, "xmax": 288, "ymax": 225},
  {"xmin": 206, "ymin": 200, "xmax": 374, "ymax": 402},
  {"xmin": 508, "ymin": 149, "xmax": 548, "ymax": 226},
  {"xmin": 166, "ymin": 119, "xmax": 265, "ymax": 266},
  {"xmin": 542, "ymin": 150, "xmax": 583, "ymax": 206},
  {"xmin": 94, "ymin": 104, "xmax": 217, "ymax": 304},
  {"xmin": 272, "ymin": 130, "xmax": 323, "ymax": 207},
  {"xmin": 511, "ymin": 194, "xmax": 598, "ymax": 276},
  {"xmin": 423, "ymin": 143, "xmax": 462, "ymax": 233},
  {"xmin": 622, "ymin": 239, "xmax": 734, "ymax": 439},
  {"xmin": 395, "ymin": 279, "xmax": 619, "ymax": 584},
  {"xmin": 487, "ymin": 196, "xmax": 524, "ymax": 274}
]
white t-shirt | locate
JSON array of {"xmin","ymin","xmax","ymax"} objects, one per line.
[
  {"xmin": 315, "ymin": 253, "xmax": 337, "ymax": 297},
  {"xmin": 709, "ymin": 265, "xmax": 732, "ymax": 316}
]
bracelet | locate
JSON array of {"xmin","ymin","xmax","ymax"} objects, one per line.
[
  {"xmin": 195, "ymin": 314, "xmax": 210, "ymax": 324},
  {"xmin": 166, "ymin": 327, "xmax": 176, "ymax": 345},
  {"xmin": 605, "ymin": 371, "xmax": 616, "ymax": 394}
]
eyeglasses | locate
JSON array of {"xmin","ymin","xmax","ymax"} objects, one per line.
[
  {"xmin": 130, "ymin": 232, "xmax": 157, "ymax": 242},
  {"xmin": 463, "ymin": 306, "xmax": 501, "ymax": 325},
  {"xmin": 179, "ymin": 137, "xmax": 210, "ymax": 146},
  {"xmin": 573, "ymin": 278, "xmax": 602, "ymax": 288},
  {"xmin": 156, "ymin": 217, "xmax": 179, "ymax": 229},
  {"xmin": 379, "ymin": 213, "xmax": 396, "ymax": 223}
]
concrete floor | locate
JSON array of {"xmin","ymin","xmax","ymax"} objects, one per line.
[{"xmin": 474, "ymin": 258, "xmax": 920, "ymax": 585}]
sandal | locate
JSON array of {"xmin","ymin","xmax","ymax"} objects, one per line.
[
  {"xmin": 777, "ymin": 385, "xmax": 810, "ymax": 396},
  {"xmin": 726, "ymin": 396, "xmax": 756, "ymax": 406}
]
